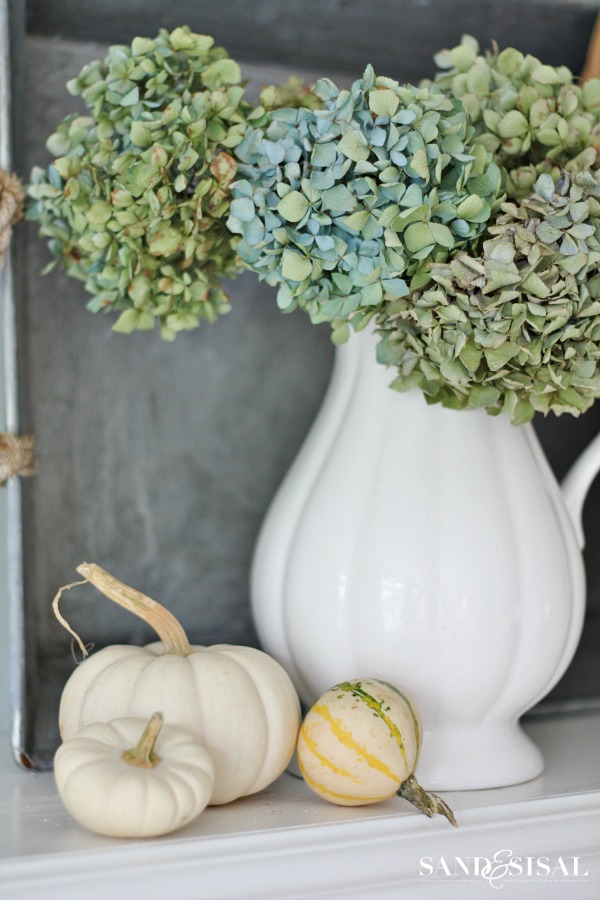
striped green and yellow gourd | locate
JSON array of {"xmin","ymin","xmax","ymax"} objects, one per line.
[{"xmin": 297, "ymin": 678, "xmax": 457, "ymax": 825}]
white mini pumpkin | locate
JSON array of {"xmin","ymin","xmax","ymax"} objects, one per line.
[
  {"xmin": 55, "ymin": 564, "xmax": 301, "ymax": 805},
  {"xmin": 297, "ymin": 678, "xmax": 456, "ymax": 824},
  {"xmin": 54, "ymin": 713, "xmax": 215, "ymax": 837}
]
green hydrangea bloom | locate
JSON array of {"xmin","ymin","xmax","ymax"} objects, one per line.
[
  {"xmin": 376, "ymin": 170, "xmax": 600, "ymax": 424},
  {"xmin": 27, "ymin": 27, "xmax": 265, "ymax": 339},
  {"xmin": 430, "ymin": 34, "xmax": 600, "ymax": 200}
]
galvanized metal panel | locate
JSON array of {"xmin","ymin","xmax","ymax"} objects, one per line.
[
  {"xmin": 0, "ymin": 0, "xmax": 29, "ymax": 763},
  {"xmin": 24, "ymin": 0, "xmax": 600, "ymax": 82},
  {"xmin": 11, "ymin": 33, "xmax": 337, "ymax": 768}
]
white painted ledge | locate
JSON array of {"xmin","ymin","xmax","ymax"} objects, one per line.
[{"xmin": 0, "ymin": 713, "xmax": 598, "ymax": 899}]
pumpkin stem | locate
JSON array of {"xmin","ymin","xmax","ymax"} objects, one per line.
[
  {"xmin": 75, "ymin": 563, "xmax": 193, "ymax": 656},
  {"xmin": 52, "ymin": 563, "xmax": 193, "ymax": 657},
  {"xmin": 123, "ymin": 712, "xmax": 164, "ymax": 768},
  {"xmin": 397, "ymin": 774, "xmax": 458, "ymax": 827}
]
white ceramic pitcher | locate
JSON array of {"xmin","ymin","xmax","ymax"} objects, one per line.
[{"xmin": 250, "ymin": 326, "xmax": 600, "ymax": 790}]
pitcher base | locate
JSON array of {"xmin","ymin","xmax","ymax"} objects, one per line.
[{"xmin": 414, "ymin": 723, "xmax": 544, "ymax": 791}]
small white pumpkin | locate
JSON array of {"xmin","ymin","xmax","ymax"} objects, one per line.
[
  {"xmin": 54, "ymin": 712, "xmax": 215, "ymax": 837},
  {"xmin": 54, "ymin": 564, "xmax": 301, "ymax": 805},
  {"xmin": 297, "ymin": 679, "xmax": 456, "ymax": 824}
]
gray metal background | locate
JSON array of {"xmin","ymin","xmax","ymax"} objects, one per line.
[{"xmin": 5, "ymin": 0, "xmax": 600, "ymax": 767}]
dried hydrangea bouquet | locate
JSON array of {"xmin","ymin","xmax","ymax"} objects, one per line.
[
  {"xmin": 28, "ymin": 30, "xmax": 600, "ymax": 421},
  {"xmin": 28, "ymin": 29, "xmax": 600, "ymax": 788}
]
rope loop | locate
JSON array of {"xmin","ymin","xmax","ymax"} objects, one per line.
[
  {"xmin": 0, "ymin": 433, "xmax": 37, "ymax": 486},
  {"xmin": 0, "ymin": 167, "xmax": 25, "ymax": 269}
]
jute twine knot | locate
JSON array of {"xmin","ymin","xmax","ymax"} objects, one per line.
[
  {"xmin": 0, "ymin": 433, "xmax": 37, "ymax": 486},
  {"xmin": 0, "ymin": 167, "xmax": 25, "ymax": 270},
  {"xmin": 0, "ymin": 169, "xmax": 37, "ymax": 484}
]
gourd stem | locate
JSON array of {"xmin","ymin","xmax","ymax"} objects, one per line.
[
  {"xmin": 397, "ymin": 774, "xmax": 458, "ymax": 827},
  {"xmin": 123, "ymin": 712, "xmax": 163, "ymax": 768},
  {"xmin": 76, "ymin": 562, "xmax": 193, "ymax": 656}
]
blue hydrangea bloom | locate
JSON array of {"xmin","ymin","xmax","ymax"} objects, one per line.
[{"xmin": 227, "ymin": 65, "xmax": 504, "ymax": 336}]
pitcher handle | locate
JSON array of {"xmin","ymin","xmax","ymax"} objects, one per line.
[{"xmin": 561, "ymin": 430, "xmax": 600, "ymax": 549}]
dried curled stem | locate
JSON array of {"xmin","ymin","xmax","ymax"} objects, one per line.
[{"xmin": 52, "ymin": 563, "xmax": 193, "ymax": 659}]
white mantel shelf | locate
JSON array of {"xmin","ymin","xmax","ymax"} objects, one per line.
[{"xmin": 0, "ymin": 713, "xmax": 599, "ymax": 899}]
